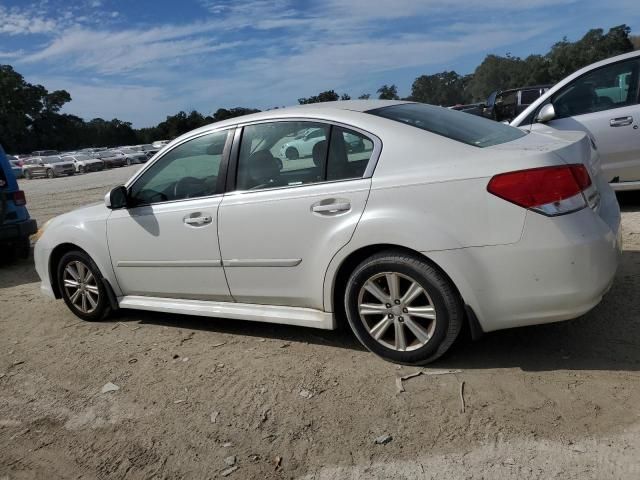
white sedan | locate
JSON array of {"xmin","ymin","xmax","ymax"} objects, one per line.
[{"xmin": 34, "ymin": 100, "xmax": 621, "ymax": 364}]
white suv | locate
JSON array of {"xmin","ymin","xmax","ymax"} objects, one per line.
[{"xmin": 512, "ymin": 50, "xmax": 640, "ymax": 191}]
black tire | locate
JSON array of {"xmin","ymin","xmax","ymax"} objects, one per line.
[
  {"xmin": 57, "ymin": 250, "xmax": 112, "ymax": 321},
  {"xmin": 285, "ymin": 147, "xmax": 299, "ymax": 160},
  {"xmin": 79, "ymin": 165, "xmax": 85, "ymax": 174},
  {"xmin": 344, "ymin": 251, "xmax": 463, "ymax": 365},
  {"xmin": 46, "ymin": 169, "xmax": 55, "ymax": 178},
  {"xmin": 24, "ymin": 170, "xmax": 31, "ymax": 180},
  {"xmin": 126, "ymin": 158, "xmax": 132, "ymax": 166}
]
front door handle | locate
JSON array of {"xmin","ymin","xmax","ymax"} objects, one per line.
[
  {"xmin": 311, "ymin": 200, "xmax": 351, "ymax": 215},
  {"xmin": 610, "ymin": 116, "xmax": 633, "ymax": 127},
  {"xmin": 184, "ymin": 214, "xmax": 212, "ymax": 226}
]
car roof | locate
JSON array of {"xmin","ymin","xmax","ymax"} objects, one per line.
[
  {"xmin": 512, "ymin": 50, "xmax": 640, "ymax": 126},
  {"xmin": 184, "ymin": 100, "xmax": 409, "ymax": 138}
]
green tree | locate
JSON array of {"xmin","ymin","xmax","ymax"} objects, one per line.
[
  {"xmin": 547, "ymin": 25, "xmax": 634, "ymax": 80},
  {"xmin": 410, "ymin": 71, "xmax": 472, "ymax": 105},
  {"xmin": 377, "ymin": 84, "xmax": 399, "ymax": 100},
  {"xmin": 358, "ymin": 93, "xmax": 371, "ymax": 99},
  {"xmin": 212, "ymin": 107, "xmax": 260, "ymax": 121},
  {"xmin": 298, "ymin": 90, "xmax": 340, "ymax": 104}
]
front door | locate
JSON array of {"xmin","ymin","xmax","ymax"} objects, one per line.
[
  {"xmin": 218, "ymin": 120, "xmax": 378, "ymax": 310},
  {"xmin": 107, "ymin": 129, "xmax": 233, "ymax": 301}
]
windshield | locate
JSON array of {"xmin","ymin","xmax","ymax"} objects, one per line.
[
  {"xmin": 367, "ymin": 103, "xmax": 526, "ymax": 148},
  {"xmin": 74, "ymin": 155, "xmax": 91, "ymax": 161},
  {"xmin": 47, "ymin": 156, "xmax": 64, "ymax": 163}
]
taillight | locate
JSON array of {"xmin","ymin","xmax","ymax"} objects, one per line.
[
  {"xmin": 487, "ymin": 164, "xmax": 592, "ymax": 216},
  {"xmin": 13, "ymin": 190, "xmax": 26, "ymax": 206}
]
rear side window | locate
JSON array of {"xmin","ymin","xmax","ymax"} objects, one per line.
[
  {"xmin": 368, "ymin": 103, "xmax": 525, "ymax": 148},
  {"xmin": 327, "ymin": 127, "xmax": 373, "ymax": 181},
  {"xmin": 235, "ymin": 122, "xmax": 375, "ymax": 191}
]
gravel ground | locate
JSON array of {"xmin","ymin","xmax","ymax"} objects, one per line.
[{"xmin": 1, "ymin": 169, "xmax": 640, "ymax": 479}]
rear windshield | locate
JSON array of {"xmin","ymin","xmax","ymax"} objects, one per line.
[{"xmin": 367, "ymin": 103, "xmax": 526, "ymax": 148}]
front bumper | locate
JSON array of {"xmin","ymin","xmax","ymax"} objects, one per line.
[
  {"xmin": 428, "ymin": 182, "xmax": 621, "ymax": 332},
  {"xmin": 0, "ymin": 218, "xmax": 37, "ymax": 242}
]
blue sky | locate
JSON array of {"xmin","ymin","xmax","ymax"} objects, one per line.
[{"xmin": 1, "ymin": 0, "xmax": 638, "ymax": 127}]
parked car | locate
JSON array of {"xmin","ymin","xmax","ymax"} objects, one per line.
[
  {"xmin": 23, "ymin": 156, "xmax": 75, "ymax": 179},
  {"xmin": 6, "ymin": 156, "xmax": 24, "ymax": 178},
  {"xmin": 31, "ymin": 149, "xmax": 59, "ymax": 157},
  {"xmin": 115, "ymin": 147, "xmax": 148, "ymax": 165},
  {"xmin": 62, "ymin": 154, "xmax": 105, "ymax": 173},
  {"xmin": 1, "ymin": 146, "xmax": 37, "ymax": 259},
  {"xmin": 34, "ymin": 100, "xmax": 620, "ymax": 365},
  {"xmin": 96, "ymin": 151, "xmax": 127, "ymax": 168},
  {"xmin": 512, "ymin": 50, "xmax": 640, "ymax": 191},
  {"xmin": 279, "ymin": 127, "xmax": 327, "ymax": 159},
  {"xmin": 482, "ymin": 85, "xmax": 552, "ymax": 122},
  {"xmin": 152, "ymin": 140, "xmax": 170, "ymax": 149},
  {"xmin": 138, "ymin": 144, "xmax": 160, "ymax": 159}
]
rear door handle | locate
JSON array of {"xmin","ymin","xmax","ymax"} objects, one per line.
[
  {"xmin": 184, "ymin": 214, "xmax": 212, "ymax": 226},
  {"xmin": 311, "ymin": 201, "xmax": 351, "ymax": 214},
  {"xmin": 610, "ymin": 116, "xmax": 633, "ymax": 127}
]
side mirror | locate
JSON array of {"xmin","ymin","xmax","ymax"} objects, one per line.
[
  {"xmin": 105, "ymin": 185, "xmax": 128, "ymax": 209},
  {"xmin": 536, "ymin": 103, "xmax": 556, "ymax": 123}
]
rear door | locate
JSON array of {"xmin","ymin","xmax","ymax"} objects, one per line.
[
  {"xmin": 537, "ymin": 57, "xmax": 640, "ymax": 183},
  {"xmin": 218, "ymin": 120, "xmax": 379, "ymax": 310}
]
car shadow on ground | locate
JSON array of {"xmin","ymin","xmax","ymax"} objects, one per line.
[
  {"xmin": 119, "ymin": 249, "xmax": 640, "ymax": 373},
  {"xmin": 5, "ymin": 223, "xmax": 639, "ymax": 373},
  {"xmin": 0, "ymin": 251, "xmax": 39, "ymax": 289},
  {"xmin": 617, "ymin": 191, "xmax": 640, "ymax": 212}
]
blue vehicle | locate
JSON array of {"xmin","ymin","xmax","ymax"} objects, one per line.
[{"xmin": 0, "ymin": 145, "xmax": 37, "ymax": 259}]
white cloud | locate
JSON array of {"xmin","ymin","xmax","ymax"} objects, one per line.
[
  {"xmin": 0, "ymin": 5, "xmax": 57, "ymax": 35},
  {"xmin": 0, "ymin": 49, "xmax": 24, "ymax": 59},
  {"xmin": 11, "ymin": 0, "xmax": 640, "ymax": 127}
]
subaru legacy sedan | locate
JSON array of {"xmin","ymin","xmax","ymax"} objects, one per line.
[{"xmin": 34, "ymin": 101, "xmax": 621, "ymax": 364}]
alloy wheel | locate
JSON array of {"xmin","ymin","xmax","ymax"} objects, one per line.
[
  {"xmin": 357, "ymin": 272, "xmax": 437, "ymax": 352},
  {"xmin": 63, "ymin": 260, "xmax": 100, "ymax": 314}
]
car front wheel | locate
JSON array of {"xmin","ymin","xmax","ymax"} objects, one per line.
[
  {"xmin": 46, "ymin": 169, "xmax": 55, "ymax": 178},
  {"xmin": 57, "ymin": 251, "xmax": 111, "ymax": 321},
  {"xmin": 344, "ymin": 251, "xmax": 463, "ymax": 365},
  {"xmin": 285, "ymin": 147, "xmax": 299, "ymax": 160}
]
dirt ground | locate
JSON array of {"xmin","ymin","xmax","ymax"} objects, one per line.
[{"xmin": 1, "ymin": 168, "xmax": 640, "ymax": 479}]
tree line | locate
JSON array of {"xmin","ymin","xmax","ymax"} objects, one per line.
[{"xmin": 0, "ymin": 25, "xmax": 637, "ymax": 154}]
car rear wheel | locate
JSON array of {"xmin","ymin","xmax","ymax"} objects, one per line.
[
  {"xmin": 78, "ymin": 165, "xmax": 85, "ymax": 174},
  {"xmin": 57, "ymin": 251, "xmax": 111, "ymax": 321},
  {"xmin": 46, "ymin": 169, "xmax": 55, "ymax": 178},
  {"xmin": 344, "ymin": 251, "xmax": 463, "ymax": 365},
  {"xmin": 24, "ymin": 170, "xmax": 31, "ymax": 180},
  {"xmin": 285, "ymin": 147, "xmax": 299, "ymax": 160}
]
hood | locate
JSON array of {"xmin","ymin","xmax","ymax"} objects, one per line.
[{"xmin": 48, "ymin": 202, "xmax": 109, "ymax": 231}]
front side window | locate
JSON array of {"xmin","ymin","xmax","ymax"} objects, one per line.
[
  {"xmin": 129, "ymin": 130, "xmax": 229, "ymax": 206},
  {"xmin": 368, "ymin": 103, "xmax": 525, "ymax": 148},
  {"xmin": 552, "ymin": 59, "xmax": 640, "ymax": 118}
]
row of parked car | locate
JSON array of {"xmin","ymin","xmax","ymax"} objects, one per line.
[{"xmin": 7, "ymin": 141, "xmax": 170, "ymax": 179}]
